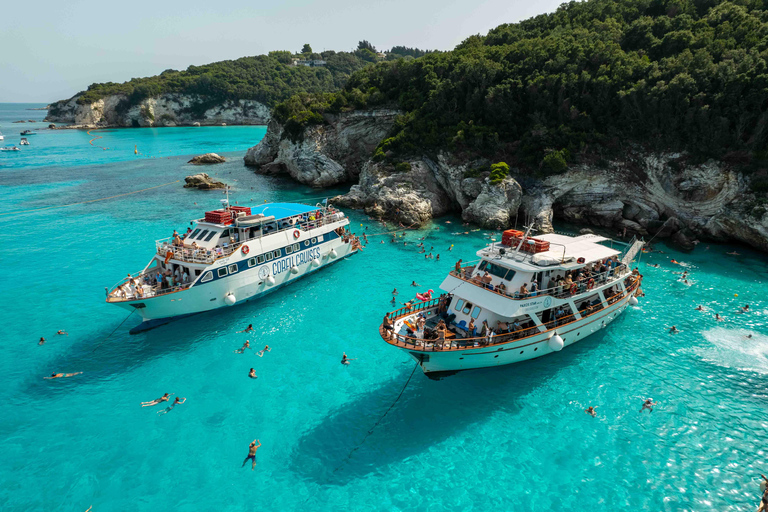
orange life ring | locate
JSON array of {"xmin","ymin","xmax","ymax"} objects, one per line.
[
  {"xmin": 587, "ymin": 278, "xmax": 595, "ymax": 290},
  {"xmin": 241, "ymin": 245, "xmax": 249, "ymax": 255},
  {"xmin": 570, "ymin": 283, "xmax": 578, "ymax": 295},
  {"xmin": 164, "ymin": 251, "xmax": 173, "ymax": 264},
  {"xmin": 293, "ymin": 230, "xmax": 300, "ymax": 239}
]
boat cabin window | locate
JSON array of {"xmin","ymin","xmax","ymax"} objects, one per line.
[
  {"xmin": 292, "ymin": 243, "xmax": 300, "ymax": 252},
  {"xmin": 304, "ymin": 240, "xmax": 310, "ymax": 246},
  {"xmin": 471, "ymin": 306, "xmax": 481, "ymax": 319},
  {"xmin": 311, "ymin": 237, "xmax": 317, "ymax": 243},
  {"xmin": 189, "ymin": 229, "xmax": 201, "ymax": 239},
  {"xmin": 196, "ymin": 229, "xmax": 209, "ymax": 240},
  {"xmin": 257, "ymin": 255, "xmax": 265, "ymax": 264},
  {"xmin": 217, "ymin": 267, "xmax": 228, "ymax": 278},
  {"xmin": 454, "ymin": 299, "xmax": 464, "ymax": 312},
  {"xmin": 286, "ymin": 245, "xmax": 293, "ymax": 254},
  {"xmin": 263, "ymin": 222, "xmax": 277, "ymax": 234},
  {"xmin": 200, "ymin": 271, "xmax": 213, "ymax": 283},
  {"xmin": 219, "ymin": 229, "xmax": 233, "ymax": 241},
  {"xmin": 462, "ymin": 301, "xmax": 473, "ymax": 315},
  {"xmin": 478, "ymin": 260, "xmax": 515, "ymax": 281},
  {"xmin": 228, "ymin": 264, "xmax": 238, "ymax": 274},
  {"xmin": 272, "ymin": 249, "xmax": 281, "ymax": 259},
  {"xmin": 204, "ymin": 231, "xmax": 217, "ymax": 242},
  {"xmin": 247, "ymin": 257, "xmax": 256, "ymax": 267}
]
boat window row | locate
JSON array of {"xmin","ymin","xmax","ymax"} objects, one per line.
[
  {"xmin": 477, "ymin": 260, "xmax": 516, "ymax": 281},
  {"xmin": 454, "ymin": 298, "xmax": 481, "ymax": 319},
  {"xmin": 285, "ymin": 243, "xmax": 301, "ymax": 254}
]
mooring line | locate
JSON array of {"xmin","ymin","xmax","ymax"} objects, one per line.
[{"xmin": 91, "ymin": 309, "xmax": 136, "ymax": 352}]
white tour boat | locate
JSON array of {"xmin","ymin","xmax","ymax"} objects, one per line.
[
  {"xmin": 380, "ymin": 228, "xmax": 645, "ymax": 378},
  {"xmin": 107, "ymin": 200, "xmax": 361, "ymax": 333}
]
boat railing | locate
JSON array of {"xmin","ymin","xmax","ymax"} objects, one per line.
[
  {"xmin": 107, "ymin": 271, "xmax": 193, "ymax": 302},
  {"xmin": 450, "ymin": 263, "xmax": 631, "ymax": 301},
  {"xmin": 380, "ymin": 275, "xmax": 642, "ymax": 352},
  {"xmin": 155, "ymin": 210, "xmax": 348, "ymax": 264}
]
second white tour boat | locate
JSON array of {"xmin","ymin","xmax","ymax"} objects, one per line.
[
  {"xmin": 107, "ymin": 200, "xmax": 361, "ymax": 332},
  {"xmin": 380, "ymin": 227, "xmax": 645, "ymax": 378}
]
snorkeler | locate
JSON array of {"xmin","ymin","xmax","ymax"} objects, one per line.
[
  {"xmin": 157, "ymin": 396, "xmax": 186, "ymax": 415},
  {"xmin": 640, "ymin": 398, "xmax": 657, "ymax": 413},
  {"xmin": 257, "ymin": 346, "xmax": 271, "ymax": 357},
  {"xmin": 44, "ymin": 372, "xmax": 82, "ymax": 379},
  {"xmin": 141, "ymin": 393, "xmax": 171, "ymax": 407}
]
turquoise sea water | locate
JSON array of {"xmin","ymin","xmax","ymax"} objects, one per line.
[{"xmin": 1, "ymin": 103, "xmax": 768, "ymax": 511}]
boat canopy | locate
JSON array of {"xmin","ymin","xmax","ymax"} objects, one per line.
[
  {"xmin": 531, "ymin": 234, "xmax": 619, "ymax": 267},
  {"xmin": 250, "ymin": 203, "xmax": 320, "ymax": 221}
]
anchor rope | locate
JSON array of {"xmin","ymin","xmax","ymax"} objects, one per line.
[
  {"xmin": 0, "ymin": 180, "xmax": 181, "ymax": 217},
  {"xmin": 91, "ymin": 309, "xmax": 136, "ymax": 352},
  {"xmin": 331, "ymin": 362, "xmax": 420, "ymax": 474}
]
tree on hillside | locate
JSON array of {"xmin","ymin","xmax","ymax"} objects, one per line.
[
  {"xmin": 357, "ymin": 40, "xmax": 377, "ymax": 52},
  {"xmin": 301, "ymin": 44, "xmax": 313, "ymax": 54}
]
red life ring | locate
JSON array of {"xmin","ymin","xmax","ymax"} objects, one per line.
[
  {"xmin": 587, "ymin": 278, "xmax": 595, "ymax": 290},
  {"xmin": 570, "ymin": 283, "xmax": 578, "ymax": 295},
  {"xmin": 241, "ymin": 245, "xmax": 250, "ymax": 255},
  {"xmin": 293, "ymin": 230, "xmax": 300, "ymax": 239}
]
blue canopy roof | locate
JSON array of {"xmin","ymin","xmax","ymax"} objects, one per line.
[{"xmin": 249, "ymin": 203, "xmax": 319, "ymax": 221}]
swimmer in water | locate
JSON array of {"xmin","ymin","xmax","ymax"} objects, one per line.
[
  {"xmin": 640, "ymin": 398, "xmax": 657, "ymax": 413},
  {"xmin": 249, "ymin": 368, "xmax": 257, "ymax": 379},
  {"xmin": 141, "ymin": 393, "xmax": 171, "ymax": 407},
  {"xmin": 411, "ymin": 281, "xmax": 420, "ymax": 287},
  {"xmin": 157, "ymin": 396, "xmax": 186, "ymax": 415},
  {"xmin": 44, "ymin": 372, "xmax": 82, "ymax": 379},
  {"xmin": 745, "ymin": 334, "xmax": 754, "ymax": 339},
  {"xmin": 742, "ymin": 304, "xmax": 750, "ymax": 312},
  {"xmin": 392, "ymin": 288, "xmax": 398, "ymax": 296},
  {"xmin": 585, "ymin": 406, "xmax": 597, "ymax": 417},
  {"xmin": 38, "ymin": 337, "xmax": 46, "ymax": 345},
  {"xmin": 695, "ymin": 305, "xmax": 705, "ymax": 311},
  {"xmin": 341, "ymin": 352, "xmax": 356, "ymax": 365},
  {"xmin": 234, "ymin": 340, "xmax": 250, "ymax": 353},
  {"xmin": 242, "ymin": 439, "xmax": 261, "ymax": 470},
  {"xmin": 715, "ymin": 313, "xmax": 724, "ymax": 321},
  {"xmin": 57, "ymin": 330, "xmax": 68, "ymax": 336},
  {"xmin": 257, "ymin": 345, "xmax": 271, "ymax": 357},
  {"xmin": 237, "ymin": 324, "xmax": 254, "ymax": 333},
  {"xmin": 727, "ymin": 251, "xmax": 740, "ymax": 256},
  {"xmin": 390, "ymin": 296, "xmax": 396, "ymax": 305},
  {"xmin": 670, "ymin": 259, "xmax": 680, "ymax": 264},
  {"xmin": 669, "ymin": 326, "xmax": 680, "ymax": 334}
]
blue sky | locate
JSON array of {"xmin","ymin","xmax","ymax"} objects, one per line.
[{"xmin": 0, "ymin": 0, "xmax": 563, "ymax": 103}]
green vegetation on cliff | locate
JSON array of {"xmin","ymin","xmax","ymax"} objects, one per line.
[{"xmin": 275, "ymin": 0, "xmax": 768, "ymax": 182}]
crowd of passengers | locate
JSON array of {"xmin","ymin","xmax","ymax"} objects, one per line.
[
  {"xmin": 457, "ymin": 255, "xmax": 626, "ymax": 298},
  {"xmin": 111, "ymin": 266, "xmax": 192, "ymax": 299}
]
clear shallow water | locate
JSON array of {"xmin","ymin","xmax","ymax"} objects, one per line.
[{"xmin": 1, "ymin": 104, "xmax": 768, "ymax": 511}]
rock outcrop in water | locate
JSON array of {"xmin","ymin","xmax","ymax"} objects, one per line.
[
  {"xmin": 46, "ymin": 94, "xmax": 270, "ymax": 128},
  {"xmin": 184, "ymin": 173, "xmax": 226, "ymax": 190},
  {"xmin": 188, "ymin": 153, "xmax": 226, "ymax": 164},
  {"xmin": 245, "ymin": 110, "xmax": 768, "ymax": 252}
]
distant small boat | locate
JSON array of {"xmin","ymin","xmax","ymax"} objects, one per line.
[
  {"xmin": 20, "ymin": 130, "xmax": 36, "ymax": 135},
  {"xmin": 0, "ymin": 131, "xmax": 4, "ymax": 141},
  {"xmin": 19, "ymin": 137, "xmax": 30, "ymax": 145},
  {"xmin": 0, "ymin": 145, "xmax": 20, "ymax": 152}
]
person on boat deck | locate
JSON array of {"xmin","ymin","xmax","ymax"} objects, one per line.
[
  {"xmin": 481, "ymin": 272, "xmax": 492, "ymax": 287},
  {"xmin": 382, "ymin": 313, "xmax": 394, "ymax": 336},
  {"xmin": 529, "ymin": 281, "xmax": 539, "ymax": 296},
  {"xmin": 435, "ymin": 320, "xmax": 447, "ymax": 343},
  {"xmin": 455, "ymin": 259, "xmax": 463, "ymax": 273},
  {"xmin": 547, "ymin": 277, "xmax": 556, "ymax": 291},
  {"xmin": 497, "ymin": 321, "xmax": 510, "ymax": 333},
  {"xmin": 467, "ymin": 318, "xmax": 475, "ymax": 335},
  {"xmin": 519, "ymin": 284, "xmax": 530, "ymax": 298},
  {"xmin": 182, "ymin": 270, "xmax": 189, "ymax": 284},
  {"xmin": 479, "ymin": 320, "xmax": 489, "ymax": 338},
  {"xmin": 497, "ymin": 282, "xmax": 507, "ymax": 293}
]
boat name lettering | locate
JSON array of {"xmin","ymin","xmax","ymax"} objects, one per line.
[{"xmin": 272, "ymin": 248, "xmax": 321, "ymax": 275}]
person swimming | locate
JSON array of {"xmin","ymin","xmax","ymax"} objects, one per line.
[
  {"xmin": 585, "ymin": 406, "xmax": 597, "ymax": 417},
  {"xmin": 57, "ymin": 330, "xmax": 68, "ymax": 336},
  {"xmin": 640, "ymin": 398, "xmax": 657, "ymax": 413},
  {"xmin": 695, "ymin": 305, "xmax": 704, "ymax": 311},
  {"xmin": 237, "ymin": 324, "xmax": 254, "ymax": 333},
  {"xmin": 249, "ymin": 368, "xmax": 257, "ymax": 379},
  {"xmin": 141, "ymin": 393, "xmax": 171, "ymax": 407},
  {"xmin": 257, "ymin": 346, "xmax": 271, "ymax": 357},
  {"xmin": 242, "ymin": 439, "xmax": 261, "ymax": 471},
  {"xmin": 235, "ymin": 340, "xmax": 250, "ymax": 353},
  {"xmin": 157, "ymin": 396, "xmax": 186, "ymax": 415},
  {"xmin": 44, "ymin": 372, "xmax": 82, "ymax": 379},
  {"xmin": 38, "ymin": 337, "xmax": 46, "ymax": 345},
  {"xmin": 341, "ymin": 352, "xmax": 356, "ymax": 365},
  {"xmin": 669, "ymin": 326, "xmax": 680, "ymax": 334},
  {"xmin": 742, "ymin": 304, "xmax": 750, "ymax": 312},
  {"xmin": 715, "ymin": 313, "xmax": 724, "ymax": 321}
]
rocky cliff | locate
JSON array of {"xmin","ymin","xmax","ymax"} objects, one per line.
[
  {"xmin": 46, "ymin": 94, "xmax": 270, "ymax": 128},
  {"xmin": 244, "ymin": 111, "xmax": 768, "ymax": 252},
  {"xmin": 243, "ymin": 110, "xmax": 400, "ymax": 187}
]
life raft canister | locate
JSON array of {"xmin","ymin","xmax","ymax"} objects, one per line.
[
  {"xmin": 241, "ymin": 245, "xmax": 250, "ymax": 255},
  {"xmin": 164, "ymin": 251, "xmax": 173, "ymax": 264},
  {"xmin": 293, "ymin": 230, "xmax": 300, "ymax": 239}
]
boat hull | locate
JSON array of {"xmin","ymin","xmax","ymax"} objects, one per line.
[{"xmin": 406, "ymin": 292, "xmax": 633, "ymax": 375}]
